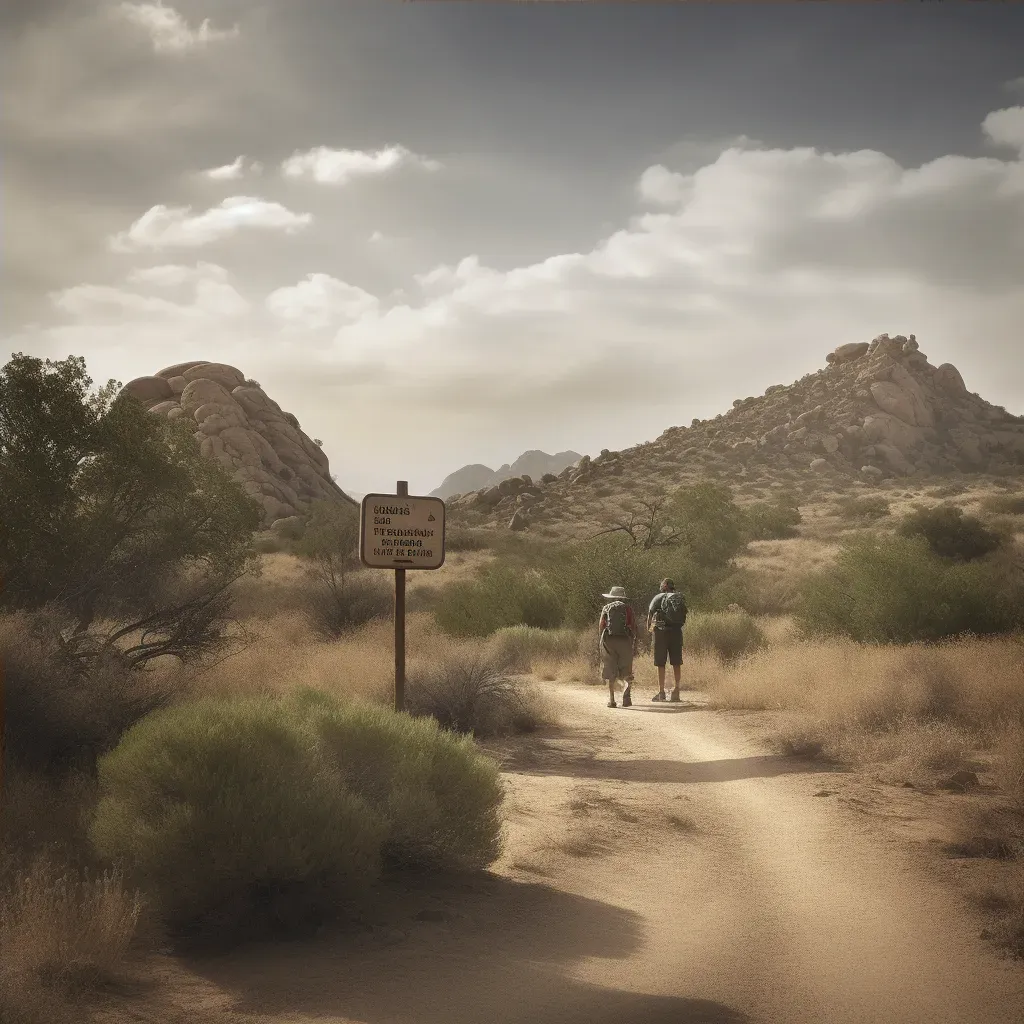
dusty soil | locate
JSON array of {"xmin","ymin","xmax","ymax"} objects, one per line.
[{"xmin": 102, "ymin": 683, "xmax": 1024, "ymax": 1024}]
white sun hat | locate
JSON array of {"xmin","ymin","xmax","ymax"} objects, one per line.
[{"xmin": 602, "ymin": 586, "xmax": 628, "ymax": 600}]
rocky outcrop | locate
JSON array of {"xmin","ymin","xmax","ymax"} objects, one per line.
[
  {"xmin": 119, "ymin": 361, "xmax": 357, "ymax": 527},
  {"xmin": 430, "ymin": 449, "xmax": 582, "ymax": 499},
  {"xmin": 447, "ymin": 331, "xmax": 1023, "ymax": 526}
]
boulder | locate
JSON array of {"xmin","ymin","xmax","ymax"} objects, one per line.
[
  {"xmin": 875, "ymin": 444, "xmax": 914, "ymax": 475},
  {"xmin": 860, "ymin": 465, "xmax": 884, "ymax": 480},
  {"xmin": 934, "ymin": 363, "xmax": 967, "ymax": 396},
  {"xmin": 828, "ymin": 342, "xmax": 870, "ymax": 365},
  {"xmin": 810, "ymin": 458, "xmax": 829, "ymax": 473},
  {"xmin": 179, "ymin": 379, "xmax": 236, "ymax": 418},
  {"xmin": 122, "ymin": 375, "xmax": 173, "ymax": 404},
  {"xmin": 821, "ymin": 435, "xmax": 840, "ymax": 454},
  {"xmin": 870, "ymin": 381, "xmax": 918, "ymax": 425},
  {"xmin": 181, "ymin": 362, "xmax": 246, "ymax": 390},
  {"xmin": 148, "ymin": 400, "xmax": 179, "ymax": 416},
  {"xmin": 155, "ymin": 360, "xmax": 209, "ymax": 379},
  {"xmin": 862, "ymin": 412, "xmax": 924, "ymax": 451}
]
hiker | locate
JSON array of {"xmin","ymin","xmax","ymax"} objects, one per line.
[
  {"xmin": 647, "ymin": 577, "xmax": 687, "ymax": 702},
  {"xmin": 599, "ymin": 586, "xmax": 636, "ymax": 708}
]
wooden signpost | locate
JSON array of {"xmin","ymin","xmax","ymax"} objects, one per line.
[{"xmin": 359, "ymin": 482, "xmax": 446, "ymax": 713}]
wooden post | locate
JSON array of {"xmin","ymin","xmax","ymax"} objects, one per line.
[{"xmin": 394, "ymin": 480, "xmax": 408, "ymax": 713}]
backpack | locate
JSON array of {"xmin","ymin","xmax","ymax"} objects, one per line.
[
  {"xmin": 660, "ymin": 591, "xmax": 687, "ymax": 627},
  {"xmin": 603, "ymin": 601, "xmax": 630, "ymax": 637}
]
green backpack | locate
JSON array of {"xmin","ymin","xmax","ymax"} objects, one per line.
[
  {"xmin": 660, "ymin": 591, "xmax": 687, "ymax": 627},
  {"xmin": 603, "ymin": 601, "xmax": 630, "ymax": 637}
]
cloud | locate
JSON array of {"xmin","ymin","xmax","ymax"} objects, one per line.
[
  {"xmin": 266, "ymin": 273, "xmax": 379, "ymax": 329},
  {"xmin": 126, "ymin": 262, "xmax": 228, "ymax": 286},
  {"xmin": 201, "ymin": 156, "xmax": 264, "ymax": 180},
  {"xmin": 109, "ymin": 197, "xmax": 313, "ymax": 251},
  {"xmin": 1005, "ymin": 76, "xmax": 1024, "ymax": 96},
  {"xmin": 115, "ymin": 2, "xmax": 239, "ymax": 53},
  {"xmin": 637, "ymin": 165, "xmax": 690, "ymax": 206},
  {"xmin": 982, "ymin": 106, "xmax": 1024, "ymax": 154},
  {"xmin": 281, "ymin": 144, "xmax": 441, "ymax": 185},
  {"xmin": 54, "ymin": 262, "xmax": 248, "ymax": 321}
]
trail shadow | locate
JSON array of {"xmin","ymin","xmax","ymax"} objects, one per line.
[
  {"xmin": 514, "ymin": 753, "xmax": 835, "ymax": 785},
  {"xmin": 627, "ymin": 704, "xmax": 704, "ymax": 714},
  {"xmin": 190, "ymin": 872, "xmax": 748, "ymax": 1024}
]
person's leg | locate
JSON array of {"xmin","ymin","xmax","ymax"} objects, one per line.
[
  {"xmin": 621, "ymin": 642, "xmax": 634, "ymax": 706},
  {"xmin": 652, "ymin": 629, "xmax": 668, "ymax": 700},
  {"xmin": 601, "ymin": 641, "xmax": 617, "ymax": 706},
  {"xmin": 668, "ymin": 630, "xmax": 684, "ymax": 699}
]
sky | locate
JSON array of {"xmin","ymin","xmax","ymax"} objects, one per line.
[{"xmin": 4, "ymin": 1, "xmax": 1024, "ymax": 497}]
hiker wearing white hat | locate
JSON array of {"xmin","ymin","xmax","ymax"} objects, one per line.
[{"xmin": 599, "ymin": 586, "xmax": 636, "ymax": 708}]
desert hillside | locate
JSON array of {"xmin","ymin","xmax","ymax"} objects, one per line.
[{"xmin": 444, "ymin": 333, "xmax": 1024, "ymax": 532}]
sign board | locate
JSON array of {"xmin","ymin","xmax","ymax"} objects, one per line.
[{"xmin": 359, "ymin": 493, "xmax": 446, "ymax": 570}]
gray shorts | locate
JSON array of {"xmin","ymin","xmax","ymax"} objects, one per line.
[
  {"xmin": 600, "ymin": 634, "xmax": 634, "ymax": 682},
  {"xmin": 653, "ymin": 627, "xmax": 683, "ymax": 667}
]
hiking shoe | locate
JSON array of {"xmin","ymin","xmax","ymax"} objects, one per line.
[
  {"xmin": 622, "ymin": 690, "xmax": 632, "ymax": 708},
  {"xmin": 669, "ymin": 689, "xmax": 681, "ymax": 703},
  {"xmin": 607, "ymin": 700, "xmax": 617, "ymax": 708},
  {"xmin": 652, "ymin": 692, "xmax": 667, "ymax": 702}
]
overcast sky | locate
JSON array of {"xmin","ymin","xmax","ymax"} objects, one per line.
[{"xmin": 4, "ymin": 1, "xmax": 1024, "ymax": 496}]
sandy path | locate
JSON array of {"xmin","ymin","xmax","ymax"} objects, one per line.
[{"xmin": 151, "ymin": 683, "xmax": 1024, "ymax": 1024}]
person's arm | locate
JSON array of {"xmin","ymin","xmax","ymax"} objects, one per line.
[
  {"xmin": 599, "ymin": 611, "xmax": 608, "ymax": 635},
  {"xmin": 647, "ymin": 595, "xmax": 658, "ymax": 631}
]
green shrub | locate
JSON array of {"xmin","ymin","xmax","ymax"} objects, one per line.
[
  {"xmin": 982, "ymin": 493, "xmax": 1024, "ymax": 516},
  {"xmin": 744, "ymin": 497, "xmax": 802, "ymax": 540},
  {"xmin": 485, "ymin": 625, "xmax": 582, "ymax": 672},
  {"xmin": 444, "ymin": 527, "xmax": 491, "ymax": 552},
  {"xmin": 295, "ymin": 693, "xmax": 504, "ymax": 870},
  {"xmin": 405, "ymin": 646, "xmax": 541, "ymax": 738},
  {"xmin": 90, "ymin": 698, "xmax": 384, "ymax": 940},
  {"xmin": 667, "ymin": 481, "xmax": 748, "ymax": 568},
  {"xmin": 683, "ymin": 611, "xmax": 767, "ymax": 662},
  {"xmin": 898, "ymin": 503, "xmax": 1002, "ymax": 561},
  {"xmin": 305, "ymin": 570, "xmax": 392, "ymax": 638},
  {"xmin": 797, "ymin": 535, "xmax": 1024, "ymax": 643},
  {"xmin": 433, "ymin": 564, "xmax": 563, "ymax": 636},
  {"xmin": 90, "ymin": 693, "xmax": 506, "ymax": 943},
  {"xmin": 707, "ymin": 568, "xmax": 800, "ymax": 616},
  {"xmin": 835, "ymin": 495, "xmax": 891, "ymax": 522}
]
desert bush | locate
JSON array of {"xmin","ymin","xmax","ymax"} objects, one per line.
[
  {"xmin": 305, "ymin": 570, "xmax": 393, "ymax": 638},
  {"xmin": 90, "ymin": 697, "xmax": 385, "ymax": 940},
  {"xmin": 835, "ymin": 495, "xmax": 891, "ymax": 522},
  {"xmin": 406, "ymin": 645, "xmax": 542, "ymax": 737},
  {"xmin": 796, "ymin": 535, "xmax": 1024, "ymax": 643},
  {"xmin": 485, "ymin": 625, "xmax": 583, "ymax": 672},
  {"xmin": 898, "ymin": 503, "xmax": 1002, "ymax": 561},
  {"xmin": 982, "ymin": 493, "xmax": 1024, "ymax": 516},
  {"xmin": 89, "ymin": 691, "xmax": 505, "ymax": 943},
  {"xmin": 667, "ymin": 480, "xmax": 749, "ymax": 567},
  {"xmin": 744, "ymin": 496, "xmax": 802, "ymax": 540},
  {"xmin": 683, "ymin": 611, "xmax": 767, "ymax": 662},
  {"xmin": 294, "ymin": 693, "xmax": 504, "ymax": 870},
  {"xmin": 433, "ymin": 564, "xmax": 563, "ymax": 636},
  {"xmin": 445, "ymin": 526, "xmax": 491, "ymax": 552},
  {"xmin": 707, "ymin": 568, "xmax": 801, "ymax": 616},
  {"xmin": 0, "ymin": 610, "xmax": 173, "ymax": 775},
  {"xmin": 0, "ymin": 854, "xmax": 142, "ymax": 1019}
]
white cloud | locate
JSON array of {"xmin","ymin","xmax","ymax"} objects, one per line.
[
  {"xmin": 115, "ymin": 2, "xmax": 239, "ymax": 53},
  {"xmin": 266, "ymin": 274, "xmax": 379, "ymax": 329},
  {"xmin": 983, "ymin": 106, "xmax": 1024, "ymax": 154},
  {"xmin": 126, "ymin": 262, "xmax": 228, "ymax": 286},
  {"xmin": 1005, "ymin": 77, "xmax": 1024, "ymax": 96},
  {"xmin": 281, "ymin": 144, "xmax": 441, "ymax": 185},
  {"xmin": 201, "ymin": 156, "xmax": 264, "ymax": 180},
  {"xmin": 54, "ymin": 263, "xmax": 248, "ymax": 321},
  {"xmin": 637, "ymin": 165, "xmax": 691, "ymax": 206},
  {"xmin": 109, "ymin": 197, "xmax": 313, "ymax": 251}
]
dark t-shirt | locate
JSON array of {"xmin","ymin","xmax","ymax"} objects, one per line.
[{"xmin": 649, "ymin": 591, "xmax": 683, "ymax": 630}]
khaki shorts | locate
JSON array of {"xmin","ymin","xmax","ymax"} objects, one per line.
[
  {"xmin": 653, "ymin": 626, "xmax": 683, "ymax": 667},
  {"xmin": 601, "ymin": 634, "xmax": 634, "ymax": 682}
]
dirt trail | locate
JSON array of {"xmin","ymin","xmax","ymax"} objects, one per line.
[{"xmin": 146, "ymin": 683, "xmax": 1024, "ymax": 1024}]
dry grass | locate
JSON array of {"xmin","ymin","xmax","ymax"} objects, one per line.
[{"xmin": 0, "ymin": 854, "xmax": 143, "ymax": 1024}]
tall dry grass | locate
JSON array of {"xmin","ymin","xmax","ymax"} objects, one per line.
[{"xmin": 0, "ymin": 854, "xmax": 143, "ymax": 1024}]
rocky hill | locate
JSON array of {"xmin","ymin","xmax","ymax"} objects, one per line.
[
  {"xmin": 447, "ymin": 334, "xmax": 1024, "ymax": 530},
  {"xmin": 119, "ymin": 361, "xmax": 357, "ymax": 528},
  {"xmin": 430, "ymin": 449, "xmax": 582, "ymax": 499}
]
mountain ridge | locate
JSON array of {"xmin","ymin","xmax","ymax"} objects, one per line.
[{"xmin": 430, "ymin": 449, "xmax": 582, "ymax": 499}]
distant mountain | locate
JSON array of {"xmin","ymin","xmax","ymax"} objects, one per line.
[{"xmin": 431, "ymin": 450, "xmax": 583, "ymax": 499}]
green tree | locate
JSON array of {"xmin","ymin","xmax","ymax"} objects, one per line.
[
  {"xmin": 666, "ymin": 481, "xmax": 748, "ymax": 568},
  {"xmin": 0, "ymin": 353, "xmax": 262, "ymax": 667}
]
